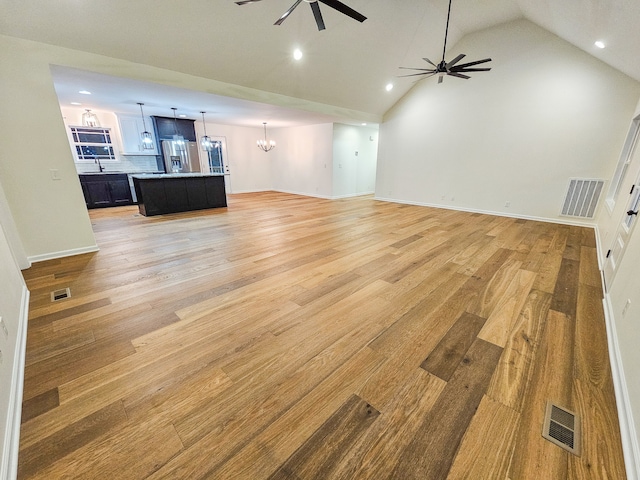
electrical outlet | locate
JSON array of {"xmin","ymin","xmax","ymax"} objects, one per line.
[
  {"xmin": 50, "ymin": 169, "xmax": 61, "ymax": 180},
  {"xmin": 505, "ymin": 201, "xmax": 511, "ymax": 207},
  {"xmin": 0, "ymin": 317, "xmax": 7, "ymax": 339}
]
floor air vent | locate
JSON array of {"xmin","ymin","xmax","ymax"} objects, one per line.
[
  {"xmin": 50, "ymin": 288, "xmax": 71, "ymax": 302},
  {"xmin": 542, "ymin": 401, "xmax": 581, "ymax": 456},
  {"xmin": 560, "ymin": 178, "xmax": 604, "ymax": 219}
]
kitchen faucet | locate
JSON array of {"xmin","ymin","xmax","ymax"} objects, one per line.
[{"xmin": 94, "ymin": 157, "xmax": 104, "ymax": 172}]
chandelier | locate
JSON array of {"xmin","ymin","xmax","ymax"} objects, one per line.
[{"xmin": 257, "ymin": 122, "xmax": 275, "ymax": 152}]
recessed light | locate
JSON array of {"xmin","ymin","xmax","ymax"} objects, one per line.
[
  {"xmin": 70, "ymin": 102, "xmax": 82, "ymax": 106},
  {"xmin": 78, "ymin": 90, "xmax": 91, "ymax": 95},
  {"xmin": 179, "ymin": 114, "xmax": 187, "ymax": 118},
  {"xmin": 595, "ymin": 40, "xmax": 605, "ymax": 49},
  {"xmin": 293, "ymin": 48, "xmax": 303, "ymax": 60},
  {"xmin": 361, "ymin": 123, "xmax": 367, "ymax": 126},
  {"xmin": 385, "ymin": 83, "xmax": 394, "ymax": 92}
]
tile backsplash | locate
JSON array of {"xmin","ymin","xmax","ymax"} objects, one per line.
[{"xmin": 75, "ymin": 155, "xmax": 162, "ymax": 174}]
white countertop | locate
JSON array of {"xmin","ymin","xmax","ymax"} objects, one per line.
[{"xmin": 131, "ymin": 173, "xmax": 224, "ymax": 179}]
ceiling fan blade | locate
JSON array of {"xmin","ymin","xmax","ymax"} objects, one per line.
[
  {"xmin": 235, "ymin": 0, "xmax": 263, "ymax": 4},
  {"xmin": 446, "ymin": 54, "xmax": 466, "ymax": 68},
  {"xmin": 422, "ymin": 58, "xmax": 437, "ymax": 67},
  {"xmin": 448, "ymin": 72, "xmax": 471, "ymax": 79},
  {"xmin": 318, "ymin": 0, "xmax": 367, "ymax": 22},
  {"xmin": 454, "ymin": 58, "xmax": 492, "ymax": 69},
  {"xmin": 452, "ymin": 67, "xmax": 491, "ymax": 72},
  {"xmin": 399, "ymin": 72, "xmax": 435, "ymax": 78},
  {"xmin": 310, "ymin": 1, "xmax": 326, "ymax": 30},
  {"xmin": 274, "ymin": 0, "xmax": 304, "ymax": 25},
  {"xmin": 438, "ymin": 75, "xmax": 444, "ymax": 84},
  {"xmin": 398, "ymin": 67, "xmax": 436, "ymax": 72}
]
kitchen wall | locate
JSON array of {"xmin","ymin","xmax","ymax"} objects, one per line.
[
  {"xmin": 59, "ymin": 106, "xmax": 160, "ymax": 173},
  {"xmin": 194, "ymin": 122, "xmax": 272, "ymax": 194},
  {"xmin": 376, "ymin": 19, "xmax": 640, "ymax": 223}
]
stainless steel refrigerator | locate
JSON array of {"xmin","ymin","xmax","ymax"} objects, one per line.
[{"xmin": 161, "ymin": 140, "xmax": 201, "ymax": 173}]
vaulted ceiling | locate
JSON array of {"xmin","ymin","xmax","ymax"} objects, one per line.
[{"xmin": 1, "ymin": 0, "xmax": 639, "ymax": 122}]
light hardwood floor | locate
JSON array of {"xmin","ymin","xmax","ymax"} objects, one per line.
[{"xmin": 18, "ymin": 192, "xmax": 625, "ymax": 479}]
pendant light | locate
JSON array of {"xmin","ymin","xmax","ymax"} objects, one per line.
[
  {"xmin": 137, "ymin": 103, "xmax": 155, "ymax": 150},
  {"xmin": 257, "ymin": 122, "xmax": 276, "ymax": 152},
  {"xmin": 81, "ymin": 109, "xmax": 99, "ymax": 127},
  {"xmin": 171, "ymin": 107, "xmax": 186, "ymax": 152},
  {"xmin": 200, "ymin": 111, "xmax": 213, "ymax": 151}
]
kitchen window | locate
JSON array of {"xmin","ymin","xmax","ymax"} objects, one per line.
[{"xmin": 70, "ymin": 126, "xmax": 117, "ymax": 161}]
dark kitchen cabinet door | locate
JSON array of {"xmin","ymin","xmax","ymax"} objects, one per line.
[
  {"xmin": 85, "ymin": 182, "xmax": 112, "ymax": 208},
  {"xmin": 108, "ymin": 179, "xmax": 133, "ymax": 206},
  {"xmin": 151, "ymin": 116, "xmax": 197, "ymax": 141},
  {"xmin": 79, "ymin": 174, "xmax": 133, "ymax": 209}
]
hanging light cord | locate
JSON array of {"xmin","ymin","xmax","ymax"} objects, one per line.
[
  {"xmin": 201, "ymin": 111, "xmax": 209, "ymax": 137},
  {"xmin": 138, "ymin": 103, "xmax": 148, "ymax": 130},
  {"xmin": 172, "ymin": 107, "xmax": 179, "ymax": 134}
]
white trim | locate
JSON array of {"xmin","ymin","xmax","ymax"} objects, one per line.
[
  {"xmin": 332, "ymin": 191, "xmax": 375, "ymax": 199},
  {"xmin": 1, "ymin": 285, "xmax": 29, "ymax": 480},
  {"xmin": 373, "ymin": 196, "xmax": 597, "ymax": 228},
  {"xmin": 273, "ymin": 189, "xmax": 332, "ymax": 200},
  {"xmin": 603, "ymin": 294, "xmax": 640, "ymax": 480},
  {"xmin": 27, "ymin": 244, "xmax": 99, "ymax": 264}
]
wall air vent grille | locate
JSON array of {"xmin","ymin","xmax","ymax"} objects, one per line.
[{"xmin": 561, "ymin": 178, "xmax": 604, "ymax": 218}]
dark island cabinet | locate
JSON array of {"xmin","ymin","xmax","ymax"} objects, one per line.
[
  {"xmin": 133, "ymin": 174, "xmax": 226, "ymax": 216},
  {"xmin": 79, "ymin": 174, "xmax": 133, "ymax": 209}
]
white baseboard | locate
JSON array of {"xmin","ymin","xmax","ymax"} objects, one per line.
[
  {"xmin": 273, "ymin": 189, "xmax": 332, "ymax": 200},
  {"xmin": 27, "ymin": 244, "xmax": 99, "ymax": 264},
  {"xmin": 603, "ymin": 294, "xmax": 640, "ymax": 480},
  {"xmin": 373, "ymin": 196, "xmax": 597, "ymax": 228},
  {"xmin": 1, "ymin": 285, "xmax": 29, "ymax": 480}
]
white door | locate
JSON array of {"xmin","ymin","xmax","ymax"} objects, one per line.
[{"xmin": 603, "ymin": 177, "xmax": 640, "ymax": 291}]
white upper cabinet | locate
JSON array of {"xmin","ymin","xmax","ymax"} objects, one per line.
[{"xmin": 117, "ymin": 114, "xmax": 158, "ymax": 155}]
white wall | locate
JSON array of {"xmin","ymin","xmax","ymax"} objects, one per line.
[
  {"xmin": 332, "ymin": 124, "xmax": 378, "ymax": 198},
  {"xmin": 0, "ymin": 182, "xmax": 29, "ymax": 480},
  {"xmin": 0, "ymin": 36, "xmax": 98, "ymax": 263},
  {"xmin": 376, "ymin": 19, "xmax": 640, "ymax": 222},
  {"xmin": 271, "ymin": 124, "xmax": 334, "ymax": 198},
  {"xmin": 597, "ymin": 97, "xmax": 640, "ymax": 473},
  {"xmin": 194, "ymin": 122, "xmax": 272, "ymax": 194}
]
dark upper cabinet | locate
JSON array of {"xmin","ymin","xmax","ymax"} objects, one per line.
[
  {"xmin": 79, "ymin": 174, "xmax": 133, "ymax": 209},
  {"xmin": 151, "ymin": 116, "xmax": 197, "ymax": 142}
]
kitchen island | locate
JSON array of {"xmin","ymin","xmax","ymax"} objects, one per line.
[{"xmin": 132, "ymin": 173, "xmax": 226, "ymax": 216}]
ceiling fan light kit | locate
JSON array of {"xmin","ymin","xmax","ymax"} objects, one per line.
[
  {"xmin": 399, "ymin": 0, "xmax": 492, "ymax": 83},
  {"xmin": 236, "ymin": 0, "xmax": 366, "ymax": 31}
]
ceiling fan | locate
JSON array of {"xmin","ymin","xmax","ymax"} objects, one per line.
[
  {"xmin": 235, "ymin": 0, "xmax": 367, "ymax": 31},
  {"xmin": 399, "ymin": 0, "xmax": 491, "ymax": 84}
]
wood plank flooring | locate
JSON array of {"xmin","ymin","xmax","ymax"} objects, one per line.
[{"xmin": 18, "ymin": 192, "xmax": 626, "ymax": 479}]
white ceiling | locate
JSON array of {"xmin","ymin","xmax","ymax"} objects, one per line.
[{"xmin": 2, "ymin": 0, "xmax": 640, "ymax": 127}]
